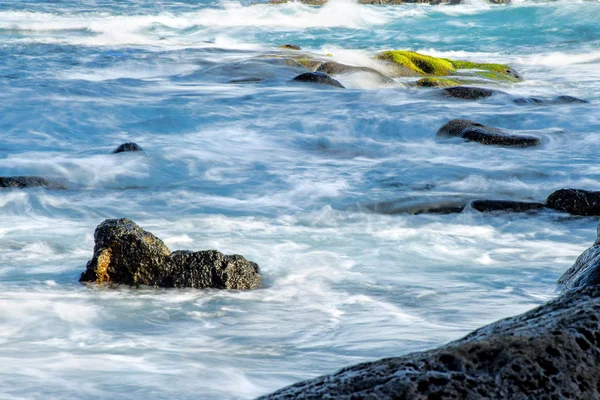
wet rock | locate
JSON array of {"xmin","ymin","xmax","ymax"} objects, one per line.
[
  {"xmin": 436, "ymin": 119, "xmax": 541, "ymax": 147},
  {"xmin": 279, "ymin": 44, "xmax": 301, "ymax": 50},
  {"xmin": 260, "ymin": 285, "xmax": 600, "ymax": 399},
  {"xmin": 470, "ymin": 200, "xmax": 545, "ymax": 213},
  {"xmin": 441, "ymin": 86, "xmax": 498, "ymax": 100},
  {"xmin": 415, "ymin": 77, "xmax": 461, "ymax": 88},
  {"xmin": 80, "ymin": 218, "xmax": 261, "ymax": 290},
  {"xmin": 514, "ymin": 95, "xmax": 589, "ymax": 105},
  {"xmin": 0, "ymin": 176, "xmax": 64, "ymax": 189},
  {"xmin": 112, "ymin": 142, "xmax": 143, "ymax": 154},
  {"xmin": 316, "ymin": 62, "xmax": 394, "ymax": 83},
  {"xmin": 547, "ymin": 189, "xmax": 600, "ymax": 216},
  {"xmin": 558, "ymin": 225, "xmax": 600, "ymax": 292},
  {"xmin": 292, "ymin": 72, "xmax": 345, "ymax": 88}
]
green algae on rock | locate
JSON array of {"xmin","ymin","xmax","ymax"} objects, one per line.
[
  {"xmin": 376, "ymin": 50, "xmax": 521, "ymax": 82},
  {"xmin": 415, "ymin": 77, "xmax": 461, "ymax": 88}
]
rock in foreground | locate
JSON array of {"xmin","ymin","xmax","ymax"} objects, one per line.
[
  {"xmin": 547, "ymin": 189, "xmax": 600, "ymax": 216},
  {"xmin": 558, "ymin": 226, "xmax": 600, "ymax": 293},
  {"xmin": 260, "ymin": 285, "xmax": 600, "ymax": 399},
  {"xmin": 80, "ymin": 218, "xmax": 261, "ymax": 290},
  {"xmin": 437, "ymin": 119, "xmax": 541, "ymax": 147}
]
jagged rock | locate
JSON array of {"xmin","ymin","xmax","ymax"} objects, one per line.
[
  {"xmin": 547, "ymin": 189, "xmax": 600, "ymax": 216},
  {"xmin": 441, "ymin": 86, "xmax": 498, "ymax": 100},
  {"xmin": 292, "ymin": 72, "xmax": 345, "ymax": 88},
  {"xmin": 279, "ymin": 44, "xmax": 301, "ymax": 50},
  {"xmin": 80, "ymin": 218, "xmax": 261, "ymax": 290},
  {"xmin": 470, "ymin": 200, "xmax": 545, "ymax": 213},
  {"xmin": 514, "ymin": 95, "xmax": 589, "ymax": 105},
  {"xmin": 259, "ymin": 285, "xmax": 600, "ymax": 399},
  {"xmin": 0, "ymin": 176, "xmax": 64, "ymax": 189},
  {"xmin": 112, "ymin": 142, "xmax": 143, "ymax": 154},
  {"xmin": 558, "ymin": 225, "xmax": 600, "ymax": 292},
  {"xmin": 436, "ymin": 119, "xmax": 541, "ymax": 147}
]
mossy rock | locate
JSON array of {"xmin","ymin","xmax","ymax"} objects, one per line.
[
  {"xmin": 376, "ymin": 50, "xmax": 521, "ymax": 82},
  {"xmin": 415, "ymin": 77, "xmax": 461, "ymax": 88}
]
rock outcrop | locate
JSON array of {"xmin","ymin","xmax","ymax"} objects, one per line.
[
  {"xmin": 514, "ymin": 95, "xmax": 589, "ymax": 105},
  {"xmin": 470, "ymin": 200, "xmax": 545, "ymax": 213},
  {"xmin": 558, "ymin": 227, "xmax": 600, "ymax": 293},
  {"xmin": 260, "ymin": 285, "xmax": 600, "ymax": 399},
  {"xmin": 112, "ymin": 142, "xmax": 144, "ymax": 154},
  {"xmin": 292, "ymin": 72, "xmax": 345, "ymax": 88},
  {"xmin": 547, "ymin": 189, "xmax": 600, "ymax": 216},
  {"xmin": 279, "ymin": 44, "xmax": 302, "ymax": 50},
  {"xmin": 441, "ymin": 86, "xmax": 499, "ymax": 100},
  {"xmin": 0, "ymin": 176, "xmax": 64, "ymax": 189},
  {"xmin": 80, "ymin": 218, "xmax": 261, "ymax": 290},
  {"xmin": 436, "ymin": 119, "xmax": 541, "ymax": 148}
]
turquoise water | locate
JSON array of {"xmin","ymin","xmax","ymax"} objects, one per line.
[{"xmin": 0, "ymin": 0, "xmax": 599, "ymax": 398}]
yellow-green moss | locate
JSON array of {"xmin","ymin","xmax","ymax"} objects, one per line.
[
  {"xmin": 415, "ymin": 77, "xmax": 461, "ymax": 88},
  {"xmin": 376, "ymin": 50, "xmax": 455, "ymax": 76},
  {"xmin": 376, "ymin": 50, "xmax": 521, "ymax": 82}
]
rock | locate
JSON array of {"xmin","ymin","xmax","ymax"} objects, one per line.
[
  {"xmin": 558, "ymin": 227, "xmax": 600, "ymax": 292},
  {"xmin": 292, "ymin": 72, "xmax": 345, "ymax": 88},
  {"xmin": 375, "ymin": 50, "xmax": 521, "ymax": 82},
  {"xmin": 0, "ymin": 176, "xmax": 64, "ymax": 189},
  {"xmin": 112, "ymin": 142, "xmax": 143, "ymax": 154},
  {"xmin": 547, "ymin": 189, "xmax": 600, "ymax": 216},
  {"xmin": 514, "ymin": 95, "xmax": 589, "ymax": 105},
  {"xmin": 436, "ymin": 119, "xmax": 541, "ymax": 148},
  {"xmin": 415, "ymin": 77, "xmax": 461, "ymax": 88},
  {"xmin": 279, "ymin": 44, "xmax": 301, "ymax": 50},
  {"xmin": 470, "ymin": 200, "xmax": 545, "ymax": 213},
  {"xmin": 441, "ymin": 86, "xmax": 498, "ymax": 100},
  {"xmin": 316, "ymin": 62, "xmax": 394, "ymax": 83},
  {"xmin": 80, "ymin": 218, "xmax": 261, "ymax": 290},
  {"xmin": 259, "ymin": 285, "xmax": 600, "ymax": 399}
]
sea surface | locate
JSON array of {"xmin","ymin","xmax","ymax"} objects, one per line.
[{"xmin": 0, "ymin": 0, "xmax": 599, "ymax": 398}]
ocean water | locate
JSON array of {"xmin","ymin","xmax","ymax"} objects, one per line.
[{"xmin": 0, "ymin": 0, "xmax": 599, "ymax": 398}]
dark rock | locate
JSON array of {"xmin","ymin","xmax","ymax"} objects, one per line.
[
  {"xmin": 112, "ymin": 142, "xmax": 143, "ymax": 154},
  {"xmin": 279, "ymin": 44, "xmax": 301, "ymax": 50},
  {"xmin": 437, "ymin": 119, "xmax": 541, "ymax": 148},
  {"xmin": 292, "ymin": 72, "xmax": 345, "ymax": 88},
  {"xmin": 471, "ymin": 200, "xmax": 545, "ymax": 213},
  {"xmin": 442, "ymin": 86, "xmax": 498, "ymax": 100},
  {"xmin": 558, "ymin": 225, "xmax": 600, "ymax": 292},
  {"xmin": 513, "ymin": 95, "xmax": 589, "ymax": 105},
  {"xmin": 547, "ymin": 189, "xmax": 600, "ymax": 216},
  {"xmin": 0, "ymin": 176, "xmax": 64, "ymax": 189},
  {"xmin": 365, "ymin": 198, "xmax": 467, "ymax": 215},
  {"xmin": 80, "ymin": 218, "xmax": 261, "ymax": 290},
  {"xmin": 259, "ymin": 285, "xmax": 600, "ymax": 400}
]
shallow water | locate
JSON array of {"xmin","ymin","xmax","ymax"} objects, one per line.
[{"xmin": 0, "ymin": 0, "xmax": 599, "ymax": 398}]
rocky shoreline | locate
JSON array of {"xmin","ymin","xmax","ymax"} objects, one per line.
[{"xmin": 258, "ymin": 223, "xmax": 600, "ymax": 399}]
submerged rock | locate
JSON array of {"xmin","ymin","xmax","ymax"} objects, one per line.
[
  {"xmin": 80, "ymin": 218, "xmax": 261, "ymax": 290},
  {"xmin": 471, "ymin": 200, "xmax": 545, "ymax": 213},
  {"xmin": 436, "ymin": 119, "xmax": 541, "ymax": 148},
  {"xmin": 514, "ymin": 95, "xmax": 589, "ymax": 105},
  {"xmin": 292, "ymin": 72, "xmax": 345, "ymax": 88},
  {"xmin": 112, "ymin": 142, "xmax": 143, "ymax": 154},
  {"xmin": 0, "ymin": 176, "xmax": 64, "ymax": 189},
  {"xmin": 558, "ymin": 225, "xmax": 600, "ymax": 292},
  {"xmin": 547, "ymin": 189, "xmax": 600, "ymax": 216},
  {"xmin": 316, "ymin": 62, "xmax": 394, "ymax": 83},
  {"xmin": 441, "ymin": 86, "xmax": 498, "ymax": 100},
  {"xmin": 260, "ymin": 285, "xmax": 600, "ymax": 399}
]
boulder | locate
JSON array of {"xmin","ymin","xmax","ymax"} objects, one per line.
[
  {"xmin": 279, "ymin": 44, "xmax": 301, "ymax": 51},
  {"xmin": 80, "ymin": 218, "xmax": 261, "ymax": 290},
  {"xmin": 259, "ymin": 285, "xmax": 600, "ymax": 399},
  {"xmin": 112, "ymin": 142, "xmax": 143, "ymax": 154},
  {"xmin": 316, "ymin": 62, "xmax": 394, "ymax": 83},
  {"xmin": 547, "ymin": 189, "xmax": 600, "ymax": 216},
  {"xmin": 441, "ymin": 86, "xmax": 498, "ymax": 100},
  {"xmin": 292, "ymin": 72, "xmax": 345, "ymax": 88},
  {"xmin": 558, "ymin": 226, "xmax": 600, "ymax": 292},
  {"xmin": 436, "ymin": 119, "xmax": 541, "ymax": 148},
  {"xmin": 0, "ymin": 176, "xmax": 64, "ymax": 189},
  {"xmin": 514, "ymin": 95, "xmax": 589, "ymax": 105}
]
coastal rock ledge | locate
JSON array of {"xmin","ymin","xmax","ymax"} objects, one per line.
[
  {"xmin": 260, "ymin": 230, "xmax": 600, "ymax": 399},
  {"xmin": 80, "ymin": 218, "xmax": 261, "ymax": 290}
]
